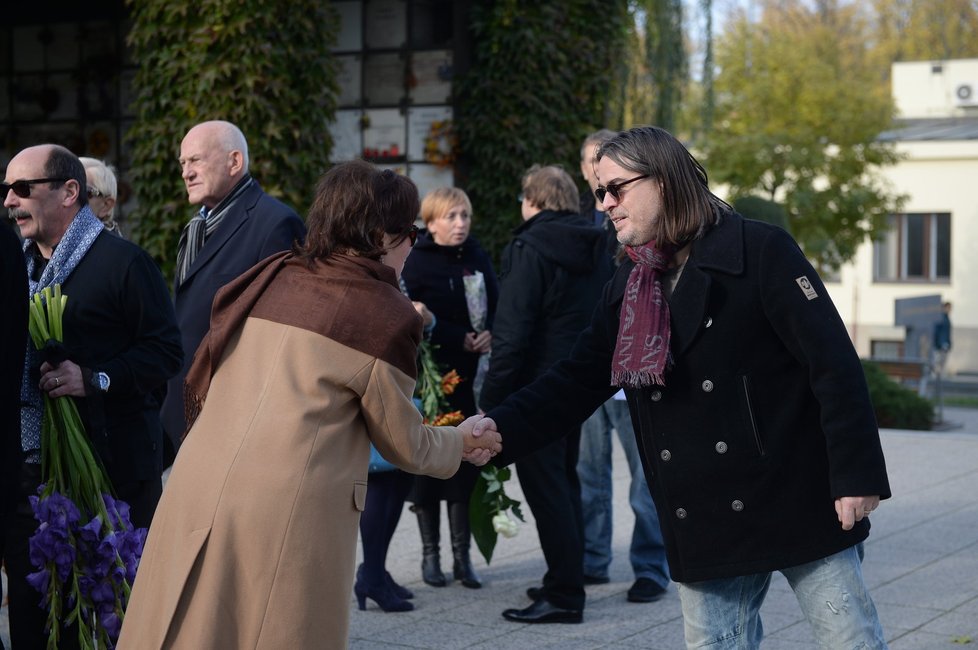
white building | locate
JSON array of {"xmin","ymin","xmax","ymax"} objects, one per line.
[{"xmin": 825, "ymin": 59, "xmax": 978, "ymax": 376}]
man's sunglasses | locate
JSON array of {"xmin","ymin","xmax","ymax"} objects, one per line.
[
  {"xmin": 1, "ymin": 177, "xmax": 70, "ymax": 199},
  {"xmin": 594, "ymin": 174, "xmax": 650, "ymax": 204}
]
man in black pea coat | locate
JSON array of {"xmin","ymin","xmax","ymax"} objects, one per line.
[
  {"xmin": 3, "ymin": 144, "xmax": 183, "ymax": 648},
  {"xmin": 480, "ymin": 164, "xmax": 613, "ymax": 624},
  {"xmin": 475, "ymin": 127, "xmax": 890, "ymax": 648},
  {"xmin": 160, "ymin": 120, "xmax": 305, "ymax": 459}
]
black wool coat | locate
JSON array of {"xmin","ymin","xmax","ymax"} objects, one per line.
[
  {"xmin": 479, "ymin": 209, "xmax": 613, "ymax": 411},
  {"xmin": 1, "ymin": 222, "xmax": 28, "ymax": 523},
  {"xmin": 489, "ymin": 212, "xmax": 891, "ymax": 583},
  {"xmin": 402, "ymin": 232, "xmax": 498, "ymax": 417},
  {"xmin": 160, "ymin": 182, "xmax": 305, "ymax": 449}
]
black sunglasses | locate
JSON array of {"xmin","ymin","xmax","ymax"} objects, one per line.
[
  {"xmin": 404, "ymin": 224, "xmax": 419, "ymax": 247},
  {"xmin": 594, "ymin": 174, "xmax": 650, "ymax": 204},
  {"xmin": 0, "ymin": 177, "xmax": 70, "ymax": 199}
]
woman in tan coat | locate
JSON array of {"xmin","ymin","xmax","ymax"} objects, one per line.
[{"xmin": 118, "ymin": 161, "xmax": 501, "ymax": 649}]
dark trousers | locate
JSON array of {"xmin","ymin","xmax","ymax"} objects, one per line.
[
  {"xmin": 359, "ymin": 470, "xmax": 413, "ymax": 587},
  {"xmin": 515, "ymin": 427, "xmax": 585, "ymax": 611},
  {"xmin": 2, "ymin": 462, "xmax": 161, "ymax": 649}
]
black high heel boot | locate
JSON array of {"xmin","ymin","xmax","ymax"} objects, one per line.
[
  {"xmin": 357, "ymin": 564, "xmax": 413, "ymax": 600},
  {"xmin": 448, "ymin": 501, "xmax": 482, "ymax": 589},
  {"xmin": 415, "ymin": 504, "xmax": 447, "ymax": 587},
  {"xmin": 354, "ymin": 579, "xmax": 414, "ymax": 612}
]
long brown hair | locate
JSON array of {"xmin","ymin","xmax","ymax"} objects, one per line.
[{"xmin": 597, "ymin": 126, "xmax": 729, "ymax": 246}]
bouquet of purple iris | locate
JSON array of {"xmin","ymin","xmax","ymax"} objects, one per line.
[{"xmin": 25, "ymin": 285, "xmax": 146, "ymax": 649}]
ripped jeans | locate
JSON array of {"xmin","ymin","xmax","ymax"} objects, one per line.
[{"xmin": 677, "ymin": 545, "xmax": 887, "ymax": 649}]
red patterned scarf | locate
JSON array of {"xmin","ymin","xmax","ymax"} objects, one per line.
[{"xmin": 610, "ymin": 242, "xmax": 676, "ymax": 388}]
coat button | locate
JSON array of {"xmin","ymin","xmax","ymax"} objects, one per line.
[
  {"xmin": 704, "ymin": 316, "xmax": 713, "ymax": 328},
  {"xmin": 701, "ymin": 380, "xmax": 714, "ymax": 392},
  {"xmin": 675, "ymin": 508, "xmax": 687, "ymax": 519},
  {"xmin": 715, "ymin": 441, "xmax": 728, "ymax": 454},
  {"xmin": 650, "ymin": 390, "xmax": 663, "ymax": 402},
  {"xmin": 731, "ymin": 500, "xmax": 744, "ymax": 512},
  {"xmin": 660, "ymin": 449, "xmax": 672, "ymax": 461}
]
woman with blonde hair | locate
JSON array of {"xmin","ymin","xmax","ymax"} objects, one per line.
[{"xmin": 402, "ymin": 186, "xmax": 499, "ymax": 589}]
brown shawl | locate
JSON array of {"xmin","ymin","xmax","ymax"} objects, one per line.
[{"xmin": 183, "ymin": 251, "xmax": 420, "ymax": 437}]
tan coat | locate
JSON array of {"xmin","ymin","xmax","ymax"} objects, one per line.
[{"xmin": 118, "ymin": 255, "xmax": 462, "ymax": 649}]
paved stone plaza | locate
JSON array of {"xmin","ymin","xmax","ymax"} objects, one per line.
[{"xmin": 4, "ymin": 408, "xmax": 977, "ymax": 648}]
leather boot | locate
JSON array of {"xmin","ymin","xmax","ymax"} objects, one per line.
[
  {"xmin": 448, "ymin": 501, "xmax": 482, "ymax": 588},
  {"xmin": 415, "ymin": 504, "xmax": 447, "ymax": 587}
]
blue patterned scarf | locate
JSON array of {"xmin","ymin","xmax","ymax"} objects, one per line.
[{"xmin": 20, "ymin": 206, "xmax": 104, "ymax": 459}]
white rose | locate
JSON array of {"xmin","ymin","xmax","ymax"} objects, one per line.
[{"xmin": 492, "ymin": 512, "xmax": 519, "ymax": 538}]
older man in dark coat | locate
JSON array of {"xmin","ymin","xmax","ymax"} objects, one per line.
[
  {"xmin": 160, "ymin": 120, "xmax": 305, "ymax": 457},
  {"xmin": 3, "ymin": 144, "xmax": 183, "ymax": 648}
]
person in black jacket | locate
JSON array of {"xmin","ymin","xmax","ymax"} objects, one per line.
[
  {"xmin": 0, "ymin": 219, "xmax": 28, "ymax": 650},
  {"xmin": 480, "ymin": 165, "xmax": 613, "ymax": 624},
  {"xmin": 3, "ymin": 144, "xmax": 183, "ymax": 648},
  {"xmin": 473, "ymin": 127, "xmax": 890, "ymax": 648},
  {"xmin": 402, "ymin": 187, "xmax": 499, "ymax": 589}
]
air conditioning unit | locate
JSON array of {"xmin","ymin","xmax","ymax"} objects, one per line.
[{"xmin": 953, "ymin": 83, "xmax": 978, "ymax": 106}]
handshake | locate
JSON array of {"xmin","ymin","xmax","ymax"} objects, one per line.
[{"xmin": 458, "ymin": 415, "xmax": 501, "ymax": 466}]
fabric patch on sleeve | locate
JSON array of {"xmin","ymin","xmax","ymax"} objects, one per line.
[{"xmin": 795, "ymin": 276, "xmax": 818, "ymax": 301}]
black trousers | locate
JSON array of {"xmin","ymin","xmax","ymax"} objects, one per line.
[
  {"xmin": 515, "ymin": 426, "xmax": 585, "ymax": 611},
  {"xmin": 2, "ymin": 462, "xmax": 161, "ymax": 649}
]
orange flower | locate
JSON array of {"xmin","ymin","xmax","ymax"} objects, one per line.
[
  {"xmin": 441, "ymin": 370, "xmax": 462, "ymax": 395},
  {"xmin": 432, "ymin": 410, "xmax": 465, "ymax": 426}
]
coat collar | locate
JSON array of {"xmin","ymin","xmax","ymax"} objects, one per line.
[
  {"xmin": 667, "ymin": 211, "xmax": 743, "ymax": 357},
  {"xmin": 179, "ymin": 182, "xmax": 262, "ymax": 288}
]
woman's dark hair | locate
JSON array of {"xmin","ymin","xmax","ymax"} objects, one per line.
[
  {"xmin": 597, "ymin": 126, "xmax": 730, "ymax": 246},
  {"xmin": 297, "ymin": 161, "xmax": 419, "ymax": 262}
]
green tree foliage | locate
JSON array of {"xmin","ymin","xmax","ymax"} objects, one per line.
[
  {"xmin": 870, "ymin": 0, "xmax": 978, "ymax": 68},
  {"xmin": 644, "ymin": 0, "xmax": 686, "ymax": 132},
  {"xmin": 733, "ymin": 195, "xmax": 790, "ymax": 233},
  {"xmin": 455, "ymin": 0, "xmax": 631, "ymax": 259},
  {"xmin": 620, "ymin": 0, "xmax": 689, "ymax": 133},
  {"xmin": 703, "ymin": 0, "xmax": 906, "ymax": 272},
  {"xmin": 125, "ymin": 1, "xmax": 339, "ymax": 277}
]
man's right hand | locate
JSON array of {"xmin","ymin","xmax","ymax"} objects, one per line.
[{"xmin": 458, "ymin": 415, "xmax": 501, "ymax": 466}]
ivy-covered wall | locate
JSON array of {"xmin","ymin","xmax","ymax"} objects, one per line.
[
  {"xmin": 125, "ymin": 0, "xmax": 339, "ymax": 279},
  {"xmin": 455, "ymin": 0, "xmax": 631, "ymax": 259}
]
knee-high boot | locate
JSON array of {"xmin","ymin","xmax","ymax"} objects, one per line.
[
  {"xmin": 448, "ymin": 501, "xmax": 482, "ymax": 589},
  {"xmin": 415, "ymin": 504, "xmax": 447, "ymax": 587}
]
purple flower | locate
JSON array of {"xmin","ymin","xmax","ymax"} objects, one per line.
[
  {"xmin": 26, "ymin": 568, "xmax": 51, "ymax": 599},
  {"xmin": 98, "ymin": 603, "xmax": 122, "ymax": 640},
  {"xmin": 78, "ymin": 515, "xmax": 103, "ymax": 544},
  {"xmin": 32, "ymin": 492, "xmax": 81, "ymax": 529}
]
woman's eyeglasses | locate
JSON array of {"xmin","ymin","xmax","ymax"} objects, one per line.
[
  {"xmin": 405, "ymin": 224, "xmax": 419, "ymax": 247},
  {"xmin": 87, "ymin": 186, "xmax": 106, "ymax": 199},
  {"xmin": 0, "ymin": 177, "xmax": 69, "ymax": 199},
  {"xmin": 594, "ymin": 174, "xmax": 650, "ymax": 204}
]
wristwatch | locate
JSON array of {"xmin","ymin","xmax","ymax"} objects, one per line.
[{"xmin": 91, "ymin": 371, "xmax": 111, "ymax": 393}]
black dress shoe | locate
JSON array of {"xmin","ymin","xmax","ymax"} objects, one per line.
[
  {"xmin": 526, "ymin": 586, "xmax": 544, "ymax": 601},
  {"xmin": 502, "ymin": 598, "xmax": 583, "ymax": 624},
  {"xmin": 627, "ymin": 577, "xmax": 667, "ymax": 603}
]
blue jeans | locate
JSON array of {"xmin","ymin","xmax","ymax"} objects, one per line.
[
  {"xmin": 577, "ymin": 398, "xmax": 669, "ymax": 586},
  {"xmin": 678, "ymin": 546, "xmax": 887, "ymax": 649}
]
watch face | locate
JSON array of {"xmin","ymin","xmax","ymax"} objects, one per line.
[{"xmin": 98, "ymin": 372, "xmax": 110, "ymax": 392}]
